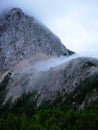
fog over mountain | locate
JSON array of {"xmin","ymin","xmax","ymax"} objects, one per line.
[
  {"xmin": 0, "ymin": 0, "xmax": 98, "ymax": 58},
  {"xmin": 0, "ymin": 8, "xmax": 98, "ymax": 116},
  {"xmin": 0, "ymin": 8, "xmax": 75, "ymax": 74},
  {"xmin": 0, "ymin": 2, "xmax": 98, "ymax": 130}
]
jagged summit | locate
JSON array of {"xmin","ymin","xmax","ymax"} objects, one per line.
[
  {"xmin": 0, "ymin": 8, "xmax": 74, "ymax": 73},
  {"xmin": 7, "ymin": 8, "xmax": 23, "ymax": 15},
  {"xmin": 4, "ymin": 8, "xmax": 24, "ymax": 23}
]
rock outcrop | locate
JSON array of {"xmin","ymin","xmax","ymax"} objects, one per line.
[{"xmin": 0, "ymin": 8, "xmax": 74, "ymax": 73}]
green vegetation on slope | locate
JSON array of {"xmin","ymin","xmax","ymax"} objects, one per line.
[{"xmin": 0, "ymin": 103, "xmax": 98, "ymax": 130}]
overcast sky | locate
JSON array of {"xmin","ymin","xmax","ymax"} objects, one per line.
[{"xmin": 0, "ymin": 0, "xmax": 98, "ymax": 58}]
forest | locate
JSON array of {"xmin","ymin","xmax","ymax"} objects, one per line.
[{"xmin": 0, "ymin": 102, "xmax": 98, "ymax": 130}]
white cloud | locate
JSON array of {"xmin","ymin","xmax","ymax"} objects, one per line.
[{"xmin": 46, "ymin": 9, "xmax": 98, "ymax": 58}]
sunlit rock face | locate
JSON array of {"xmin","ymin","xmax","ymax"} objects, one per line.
[{"xmin": 0, "ymin": 8, "xmax": 74, "ymax": 73}]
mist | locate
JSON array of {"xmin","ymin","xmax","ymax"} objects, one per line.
[
  {"xmin": 34, "ymin": 54, "xmax": 78, "ymax": 72},
  {"xmin": 2, "ymin": 54, "xmax": 79, "ymax": 104}
]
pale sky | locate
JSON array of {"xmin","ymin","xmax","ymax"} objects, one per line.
[{"xmin": 0, "ymin": 0, "xmax": 98, "ymax": 58}]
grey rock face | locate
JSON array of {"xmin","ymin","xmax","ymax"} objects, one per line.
[
  {"xmin": 0, "ymin": 8, "xmax": 74, "ymax": 73},
  {"xmin": 0, "ymin": 54, "xmax": 98, "ymax": 109}
]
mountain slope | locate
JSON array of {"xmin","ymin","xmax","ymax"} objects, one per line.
[{"xmin": 0, "ymin": 54, "xmax": 98, "ymax": 115}]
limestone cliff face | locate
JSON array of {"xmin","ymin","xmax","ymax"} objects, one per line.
[{"xmin": 0, "ymin": 8, "xmax": 74, "ymax": 73}]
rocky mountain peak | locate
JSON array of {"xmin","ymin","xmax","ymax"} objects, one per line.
[
  {"xmin": 7, "ymin": 8, "xmax": 23, "ymax": 15},
  {"xmin": 0, "ymin": 8, "xmax": 74, "ymax": 73},
  {"xmin": 5, "ymin": 8, "xmax": 24, "ymax": 23}
]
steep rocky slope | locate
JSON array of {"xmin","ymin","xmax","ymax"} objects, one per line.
[
  {"xmin": 0, "ymin": 8, "xmax": 73, "ymax": 73},
  {"xmin": 0, "ymin": 54, "xmax": 98, "ymax": 114}
]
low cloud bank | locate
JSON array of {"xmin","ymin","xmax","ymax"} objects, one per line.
[{"xmin": 34, "ymin": 54, "xmax": 78, "ymax": 72}]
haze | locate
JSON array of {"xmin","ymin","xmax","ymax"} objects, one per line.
[{"xmin": 0, "ymin": 0, "xmax": 98, "ymax": 58}]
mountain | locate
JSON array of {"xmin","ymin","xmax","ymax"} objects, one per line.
[
  {"xmin": 0, "ymin": 8, "xmax": 98, "ymax": 116},
  {"xmin": 0, "ymin": 8, "xmax": 74, "ymax": 74}
]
